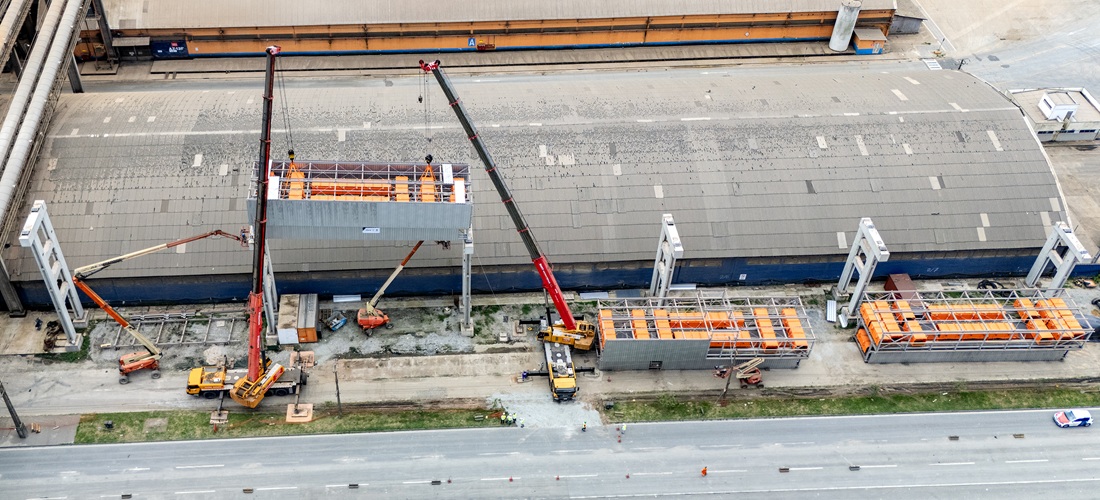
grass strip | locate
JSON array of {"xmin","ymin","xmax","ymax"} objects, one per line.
[
  {"xmin": 75, "ymin": 406, "xmax": 499, "ymax": 444},
  {"xmin": 604, "ymin": 387, "xmax": 1100, "ymax": 422},
  {"xmin": 74, "ymin": 387, "xmax": 1100, "ymax": 444}
]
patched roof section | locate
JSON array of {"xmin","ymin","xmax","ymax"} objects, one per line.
[{"xmin": 4, "ymin": 69, "xmax": 1060, "ymax": 281}]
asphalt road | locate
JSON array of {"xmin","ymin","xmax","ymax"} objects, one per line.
[{"xmin": 2, "ymin": 409, "xmax": 1098, "ymax": 499}]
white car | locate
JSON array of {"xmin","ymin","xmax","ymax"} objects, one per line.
[{"xmin": 1053, "ymin": 409, "xmax": 1093, "ymax": 428}]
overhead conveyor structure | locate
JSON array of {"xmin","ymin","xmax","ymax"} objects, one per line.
[
  {"xmin": 596, "ymin": 291, "xmax": 815, "ymax": 370},
  {"xmin": 855, "ymin": 289, "xmax": 1091, "ymax": 363}
]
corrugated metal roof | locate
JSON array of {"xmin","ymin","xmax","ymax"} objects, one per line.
[
  {"xmin": 4, "ymin": 68, "xmax": 1062, "ymax": 282},
  {"xmin": 103, "ymin": 0, "xmax": 896, "ymax": 29}
]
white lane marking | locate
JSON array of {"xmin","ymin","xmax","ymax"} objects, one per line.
[
  {"xmin": 175, "ymin": 491, "xmax": 215, "ymax": 495},
  {"xmin": 558, "ymin": 474, "xmax": 598, "ymax": 478},
  {"xmin": 631, "ymin": 472, "xmax": 674, "ymax": 476},
  {"xmin": 175, "ymin": 464, "xmax": 224, "ymax": 469},
  {"xmin": 930, "ymin": 462, "xmax": 974, "ymax": 466},
  {"xmin": 59, "ymin": 471, "xmax": 77, "ymax": 474},
  {"xmin": 403, "ymin": 480, "xmax": 430, "ymax": 484},
  {"xmin": 1083, "ymin": 458, "xmax": 1100, "ymax": 461},
  {"xmin": 32, "ymin": 497, "xmax": 67, "ymax": 500},
  {"xmin": 859, "ymin": 465, "xmax": 898, "ymax": 469},
  {"xmin": 776, "ymin": 442, "xmax": 815, "ymax": 446},
  {"xmin": 103, "ymin": 116, "xmax": 111, "ymax": 123},
  {"xmin": 1006, "ymin": 459, "xmax": 1048, "ymax": 464},
  {"xmin": 478, "ymin": 452, "xmax": 519, "ymax": 456},
  {"xmin": 255, "ymin": 486, "xmax": 297, "ymax": 491},
  {"xmin": 128, "ymin": 116, "xmax": 136, "ymax": 123},
  {"xmin": 125, "ymin": 467, "xmax": 150, "ymax": 471},
  {"xmin": 681, "ymin": 117, "xmax": 711, "ymax": 121},
  {"xmin": 147, "ymin": 116, "xmax": 156, "ymax": 122},
  {"xmin": 632, "ymin": 447, "xmax": 663, "ymax": 451},
  {"xmin": 407, "ymin": 455, "xmax": 442, "ymax": 459},
  {"xmin": 636, "ymin": 119, "xmax": 654, "ymax": 123},
  {"xmin": 709, "ymin": 469, "xmax": 747, "ymax": 474},
  {"xmin": 699, "ymin": 444, "xmax": 740, "ymax": 449},
  {"xmin": 553, "ymin": 449, "xmax": 598, "ymax": 454},
  {"xmin": 566, "ymin": 478, "xmax": 1100, "ymax": 498},
  {"xmin": 529, "ymin": 123, "xmax": 543, "ymax": 126},
  {"xmin": 788, "ymin": 467, "xmax": 823, "ymax": 471},
  {"xmin": 70, "ymin": 128, "xmax": 78, "ymax": 135},
  {"xmin": 481, "ymin": 477, "xmax": 519, "ymax": 481}
]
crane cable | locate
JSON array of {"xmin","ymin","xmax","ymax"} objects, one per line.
[
  {"xmin": 418, "ymin": 70, "xmax": 432, "ymax": 144},
  {"xmin": 275, "ymin": 58, "xmax": 295, "ymax": 157}
]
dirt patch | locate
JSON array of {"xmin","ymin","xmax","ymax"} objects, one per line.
[{"xmin": 143, "ymin": 417, "xmax": 168, "ymax": 432}]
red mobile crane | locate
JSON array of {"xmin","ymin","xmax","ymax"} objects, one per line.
[
  {"xmin": 223, "ymin": 45, "xmax": 288, "ymax": 409},
  {"xmin": 419, "ymin": 60, "xmax": 597, "ymax": 349},
  {"xmin": 180, "ymin": 46, "xmax": 304, "ymax": 407}
]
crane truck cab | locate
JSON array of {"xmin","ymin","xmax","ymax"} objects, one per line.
[
  {"xmin": 544, "ymin": 342, "xmax": 578, "ymax": 402},
  {"xmin": 186, "ymin": 361, "xmax": 305, "ymax": 401},
  {"xmin": 539, "ymin": 320, "xmax": 598, "ymax": 350}
]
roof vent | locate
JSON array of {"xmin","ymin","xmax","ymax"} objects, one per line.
[{"xmin": 1038, "ymin": 92, "xmax": 1078, "ymax": 121}]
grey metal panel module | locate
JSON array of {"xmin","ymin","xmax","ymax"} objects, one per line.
[
  {"xmin": 598, "ymin": 339, "xmax": 712, "ymax": 371},
  {"xmin": 249, "ymin": 160, "xmax": 473, "ymax": 242},
  {"xmin": 254, "ymin": 200, "xmax": 473, "ymax": 242},
  {"xmin": 864, "ymin": 348, "xmax": 1073, "ymax": 364}
]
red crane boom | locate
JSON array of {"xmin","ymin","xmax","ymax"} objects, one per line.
[{"xmin": 419, "ymin": 59, "xmax": 577, "ymax": 331}]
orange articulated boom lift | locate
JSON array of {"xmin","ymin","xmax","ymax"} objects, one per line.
[{"xmin": 71, "ymin": 230, "xmax": 242, "ymax": 384}]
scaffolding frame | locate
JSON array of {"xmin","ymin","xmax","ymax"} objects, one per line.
[
  {"xmin": 256, "ymin": 160, "xmax": 472, "ymax": 203},
  {"xmin": 855, "ymin": 288, "xmax": 1090, "ymax": 363},
  {"xmin": 597, "ymin": 291, "xmax": 815, "ymax": 362}
]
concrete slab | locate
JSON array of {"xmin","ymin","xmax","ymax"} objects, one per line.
[
  {"xmin": 290, "ymin": 350, "xmax": 315, "ymax": 368},
  {"xmin": 0, "ymin": 313, "xmax": 58, "ymax": 355},
  {"xmin": 286, "ymin": 403, "xmax": 313, "ymax": 423},
  {"xmin": 0, "ymin": 414, "xmax": 79, "ymax": 447}
]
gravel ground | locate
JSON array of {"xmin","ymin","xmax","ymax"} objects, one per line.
[{"xmin": 489, "ymin": 391, "xmax": 603, "ymax": 432}]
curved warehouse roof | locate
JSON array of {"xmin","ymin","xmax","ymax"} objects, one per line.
[
  {"xmin": 103, "ymin": 0, "xmax": 896, "ymax": 29},
  {"xmin": 3, "ymin": 67, "xmax": 1064, "ymax": 282}
]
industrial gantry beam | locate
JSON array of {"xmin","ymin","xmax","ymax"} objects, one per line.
[
  {"xmin": 834, "ymin": 217, "xmax": 889, "ymax": 328},
  {"xmin": 1025, "ymin": 221, "xmax": 1091, "ymax": 293},
  {"xmin": 18, "ymin": 200, "xmax": 86, "ymax": 350},
  {"xmin": 649, "ymin": 213, "xmax": 683, "ymax": 299}
]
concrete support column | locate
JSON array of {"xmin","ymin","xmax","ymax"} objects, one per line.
[
  {"xmin": 67, "ymin": 54, "xmax": 82, "ymax": 93},
  {"xmin": 461, "ymin": 227, "xmax": 473, "ymax": 336}
]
